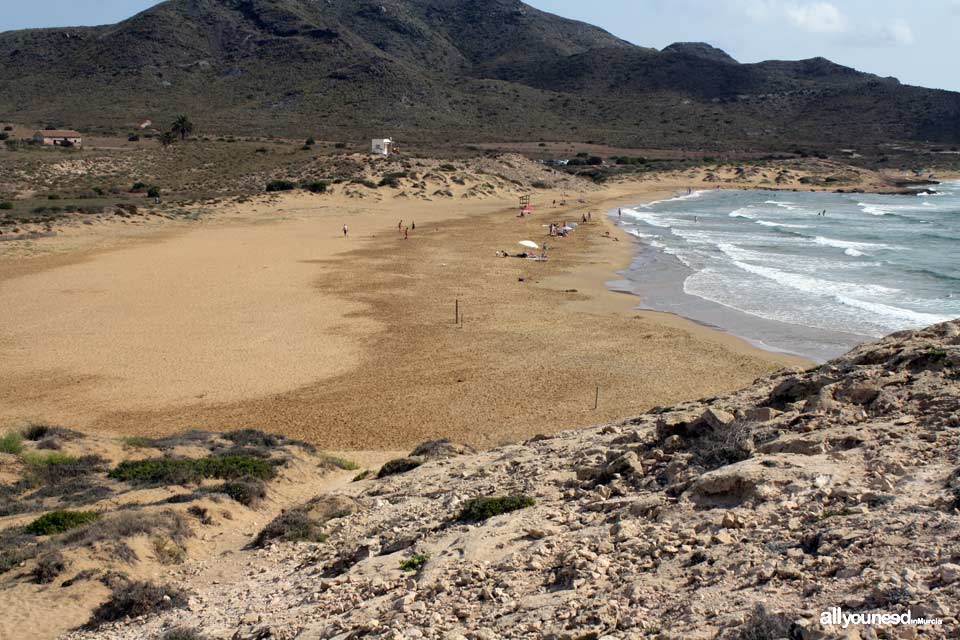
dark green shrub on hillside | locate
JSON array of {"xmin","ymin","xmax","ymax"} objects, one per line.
[
  {"xmin": 108, "ymin": 456, "xmax": 276, "ymax": 486},
  {"xmin": 265, "ymin": 180, "xmax": 295, "ymax": 192},
  {"xmin": 0, "ymin": 201, "xmax": 13, "ymax": 210},
  {"xmin": 147, "ymin": 186, "xmax": 161, "ymax": 199},
  {"xmin": 377, "ymin": 457, "xmax": 422, "ymax": 478},
  {"xmin": 25, "ymin": 510, "xmax": 101, "ymax": 535},
  {"xmin": 302, "ymin": 181, "xmax": 328, "ymax": 194},
  {"xmin": 458, "ymin": 495, "xmax": 535, "ymax": 523}
]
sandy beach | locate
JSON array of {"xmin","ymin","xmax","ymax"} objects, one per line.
[{"xmin": 0, "ymin": 178, "xmax": 809, "ymax": 450}]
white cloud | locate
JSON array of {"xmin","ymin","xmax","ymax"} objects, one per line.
[
  {"xmin": 735, "ymin": 0, "xmax": 914, "ymax": 47},
  {"xmin": 784, "ymin": 2, "xmax": 847, "ymax": 34}
]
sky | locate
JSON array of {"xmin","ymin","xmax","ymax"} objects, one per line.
[{"xmin": 3, "ymin": 0, "xmax": 958, "ymax": 92}]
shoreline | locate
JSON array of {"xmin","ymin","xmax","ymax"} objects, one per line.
[
  {"xmin": 0, "ymin": 178, "xmax": 842, "ymax": 450},
  {"xmin": 602, "ymin": 182, "xmax": 959, "ymax": 364}
]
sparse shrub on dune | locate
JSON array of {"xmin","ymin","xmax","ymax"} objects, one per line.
[
  {"xmin": 377, "ymin": 457, "xmax": 422, "ymax": 478},
  {"xmin": 33, "ymin": 550, "xmax": 68, "ymax": 583},
  {"xmin": 215, "ymin": 477, "xmax": 267, "ymax": 506},
  {"xmin": 22, "ymin": 452, "xmax": 106, "ymax": 486},
  {"xmin": 251, "ymin": 508, "xmax": 327, "ymax": 547},
  {"xmin": 85, "ymin": 580, "xmax": 190, "ymax": 629},
  {"xmin": 25, "ymin": 510, "xmax": 101, "ymax": 536},
  {"xmin": 108, "ymin": 456, "xmax": 276, "ymax": 486},
  {"xmin": 0, "ymin": 432, "xmax": 23, "ymax": 454},
  {"xmin": 319, "ymin": 454, "xmax": 359, "ymax": 471}
]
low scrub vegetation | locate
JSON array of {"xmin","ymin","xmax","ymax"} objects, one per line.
[
  {"xmin": 377, "ymin": 457, "xmax": 422, "ymax": 478},
  {"xmin": 319, "ymin": 454, "xmax": 359, "ymax": 471},
  {"xmin": 252, "ymin": 508, "xmax": 327, "ymax": 547},
  {"xmin": 689, "ymin": 420, "xmax": 755, "ymax": 470},
  {"xmin": 86, "ymin": 580, "xmax": 190, "ymax": 629},
  {"xmin": 458, "ymin": 495, "xmax": 535, "ymax": 523},
  {"xmin": 265, "ymin": 179, "xmax": 295, "ymax": 192},
  {"xmin": 108, "ymin": 455, "xmax": 277, "ymax": 486},
  {"xmin": 25, "ymin": 510, "xmax": 101, "ymax": 535},
  {"xmin": 399, "ymin": 553, "xmax": 430, "ymax": 572},
  {"xmin": 215, "ymin": 477, "xmax": 267, "ymax": 506},
  {"xmin": 33, "ymin": 550, "xmax": 68, "ymax": 583},
  {"xmin": 0, "ymin": 431, "xmax": 23, "ymax": 454}
]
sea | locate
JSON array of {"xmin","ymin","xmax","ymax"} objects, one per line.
[{"xmin": 610, "ymin": 181, "xmax": 960, "ymax": 362}]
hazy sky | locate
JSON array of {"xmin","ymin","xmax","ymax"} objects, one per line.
[{"xmin": 4, "ymin": 0, "xmax": 958, "ymax": 91}]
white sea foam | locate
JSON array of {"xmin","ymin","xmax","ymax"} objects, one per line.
[
  {"xmin": 755, "ymin": 220, "xmax": 810, "ymax": 229},
  {"xmin": 729, "ymin": 207, "xmax": 757, "ymax": 219},
  {"xmin": 813, "ymin": 236, "xmax": 890, "ymax": 252},
  {"xmin": 835, "ymin": 296, "xmax": 955, "ymax": 327},
  {"xmin": 622, "ymin": 208, "xmax": 672, "ymax": 228},
  {"xmin": 639, "ymin": 190, "xmax": 706, "ymax": 208},
  {"xmin": 844, "ymin": 248, "xmax": 865, "ymax": 257}
]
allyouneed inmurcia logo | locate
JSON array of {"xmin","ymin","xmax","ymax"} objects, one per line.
[{"xmin": 820, "ymin": 607, "xmax": 944, "ymax": 629}]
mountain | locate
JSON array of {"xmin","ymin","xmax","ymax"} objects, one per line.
[{"xmin": 1, "ymin": 0, "xmax": 959, "ymax": 150}]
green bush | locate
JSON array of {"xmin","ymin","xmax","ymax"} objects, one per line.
[
  {"xmin": 334, "ymin": 142, "xmax": 347, "ymax": 149},
  {"xmin": 265, "ymin": 180, "xmax": 296, "ymax": 192},
  {"xmin": 108, "ymin": 456, "xmax": 276, "ymax": 486},
  {"xmin": 399, "ymin": 553, "xmax": 430, "ymax": 572},
  {"xmin": 0, "ymin": 201, "xmax": 13, "ymax": 210},
  {"xmin": 458, "ymin": 495, "xmax": 535, "ymax": 523},
  {"xmin": 146, "ymin": 186, "xmax": 161, "ymax": 199},
  {"xmin": 0, "ymin": 432, "xmax": 23, "ymax": 454},
  {"xmin": 25, "ymin": 510, "xmax": 101, "ymax": 535},
  {"xmin": 320, "ymin": 454, "xmax": 359, "ymax": 471},
  {"xmin": 302, "ymin": 181, "xmax": 328, "ymax": 194},
  {"xmin": 121, "ymin": 435, "xmax": 157, "ymax": 448},
  {"xmin": 22, "ymin": 452, "xmax": 105, "ymax": 485},
  {"xmin": 305, "ymin": 137, "xmax": 315, "ymax": 146}
]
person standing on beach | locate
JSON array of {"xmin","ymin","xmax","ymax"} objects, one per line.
[
  {"xmin": 343, "ymin": 224, "xmax": 348, "ymax": 237},
  {"xmin": 618, "ymin": 208, "xmax": 622, "ymax": 220},
  {"xmin": 411, "ymin": 221, "xmax": 416, "ymax": 230},
  {"xmin": 398, "ymin": 220, "xmax": 403, "ymax": 232},
  {"xmin": 404, "ymin": 227, "xmax": 409, "ymax": 240}
]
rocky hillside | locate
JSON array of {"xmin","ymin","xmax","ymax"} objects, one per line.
[
  {"xmin": 1, "ymin": 0, "xmax": 959, "ymax": 151},
  {"xmin": 57, "ymin": 321, "xmax": 960, "ymax": 639}
]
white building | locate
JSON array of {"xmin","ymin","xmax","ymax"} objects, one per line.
[{"xmin": 371, "ymin": 138, "xmax": 393, "ymax": 155}]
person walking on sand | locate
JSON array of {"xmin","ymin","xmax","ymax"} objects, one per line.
[
  {"xmin": 398, "ymin": 220, "xmax": 403, "ymax": 232},
  {"xmin": 618, "ymin": 208, "xmax": 622, "ymax": 220},
  {"xmin": 404, "ymin": 227, "xmax": 409, "ymax": 240},
  {"xmin": 343, "ymin": 224, "xmax": 348, "ymax": 237},
  {"xmin": 411, "ymin": 221, "xmax": 415, "ymax": 230}
]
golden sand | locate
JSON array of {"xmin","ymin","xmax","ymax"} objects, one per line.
[{"xmin": 0, "ymin": 181, "xmax": 808, "ymax": 449}]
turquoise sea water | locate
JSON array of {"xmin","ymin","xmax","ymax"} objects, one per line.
[{"xmin": 612, "ymin": 181, "xmax": 960, "ymax": 361}]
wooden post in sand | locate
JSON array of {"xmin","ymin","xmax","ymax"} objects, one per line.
[
  {"xmin": 455, "ymin": 299, "xmax": 459, "ymax": 324},
  {"xmin": 594, "ymin": 385, "xmax": 599, "ymax": 410}
]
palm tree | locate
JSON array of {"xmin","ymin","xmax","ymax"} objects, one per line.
[
  {"xmin": 171, "ymin": 115, "xmax": 194, "ymax": 141},
  {"xmin": 159, "ymin": 131, "xmax": 176, "ymax": 147}
]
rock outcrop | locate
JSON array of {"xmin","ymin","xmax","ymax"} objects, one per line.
[{"xmin": 65, "ymin": 322, "xmax": 960, "ymax": 639}]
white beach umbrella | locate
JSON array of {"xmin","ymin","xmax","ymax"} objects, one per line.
[{"xmin": 518, "ymin": 240, "xmax": 539, "ymax": 249}]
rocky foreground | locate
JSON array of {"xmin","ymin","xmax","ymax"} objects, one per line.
[{"xmin": 68, "ymin": 322, "xmax": 960, "ymax": 640}]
